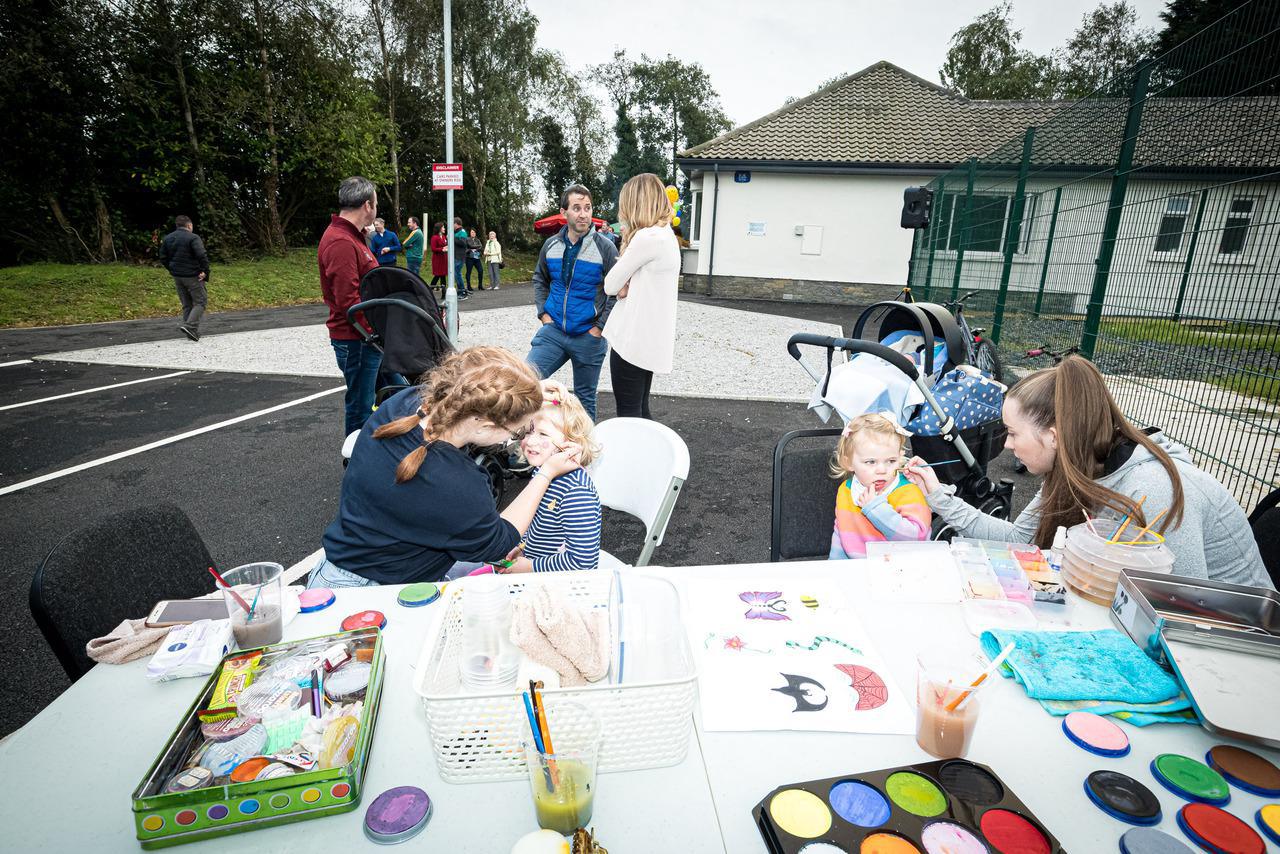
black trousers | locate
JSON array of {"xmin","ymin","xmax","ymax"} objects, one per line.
[
  {"xmin": 429, "ymin": 274, "xmax": 447, "ymax": 295},
  {"xmin": 609, "ymin": 349, "xmax": 654, "ymax": 419}
]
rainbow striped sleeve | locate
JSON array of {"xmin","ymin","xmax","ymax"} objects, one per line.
[{"xmin": 829, "ymin": 477, "xmax": 932, "ymax": 560}]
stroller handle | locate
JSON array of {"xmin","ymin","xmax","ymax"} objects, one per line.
[
  {"xmin": 346, "ymin": 297, "xmax": 451, "ymax": 348},
  {"xmin": 786, "ymin": 333, "xmax": 920, "ymax": 380}
]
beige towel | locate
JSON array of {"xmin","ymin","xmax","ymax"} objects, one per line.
[
  {"xmin": 86, "ymin": 618, "xmax": 170, "ymax": 665},
  {"xmin": 509, "ymin": 586, "xmax": 609, "ymax": 686}
]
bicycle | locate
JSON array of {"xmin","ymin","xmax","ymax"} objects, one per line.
[{"xmin": 1025, "ymin": 344, "xmax": 1080, "ymax": 364}]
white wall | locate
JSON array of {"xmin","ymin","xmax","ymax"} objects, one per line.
[{"xmin": 685, "ymin": 171, "xmax": 935, "ymax": 285}]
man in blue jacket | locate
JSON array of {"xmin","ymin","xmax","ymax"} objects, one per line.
[
  {"xmin": 526, "ymin": 184, "xmax": 617, "ymax": 421},
  {"xmin": 369, "ymin": 218, "xmax": 401, "ymax": 266}
]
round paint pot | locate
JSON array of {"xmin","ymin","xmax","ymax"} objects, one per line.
[
  {"xmin": 829, "ymin": 779, "xmax": 891, "ymax": 827},
  {"xmin": 1118, "ymin": 827, "xmax": 1195, "ymax": 854},
  {"xmin": 938, "ymin": 761, "xmax": 1005, "ymax": 807},
  {"xmin": 860, "ymin": 833, "xmax": 922, "ymax": 853},
  {"xmin": 364, "ymin": 785, "xmax": 431, "ymax": 845},
  {"xmin": 397, "ymin": 582, "xmax": 441, "ymax": 608},
  {"xmin": 341, "ymin": 610, "xmax": 387, "ymax": 632},
  {"xmin": 1256, "ymin": 804, "xmax": 1280, "ymax": 846},
  {"xmin": 884, "ymin": 771, "xmax": 948, "ymax": 818},
  {"xmin": 920, "ymin": 820, "xmax": 989, "ymax": 853},
  {"xmin": 324, "ymin": 661, "xmax": 372, "ymax": 702},
  {"xmin": 1151, "ymin": 754, "xmax": 1231, "ymax": 806},
  {"xmin": 1205, "ymin": 745, "xmax": 1280, "ymax": 797},
  {"xmin": 200, "ymin": 714, "xmax": 259, "ymax": 742},
  {"xmin": 979, "ymin": 809, "xmax": 1051, "ymax": 854},
  {"xmin": 1062, "ymin": 711, "xmax": 1131, "ymax": 757},
  {"xmin": 768, "ymin": 789, "xmax": 832, "ymax": 838},
  {"xmin": 1084, "ymin": 770, "xmax": 1162, "ymax": 826},
  {"xmin": 1176, "ymin": 803, "xmax": 1264, "ymax": 854},
  {"xmin": 298, "ymin": 588, "xmax": 335, "ymax": 613}
]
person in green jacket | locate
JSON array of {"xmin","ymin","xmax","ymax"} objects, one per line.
[{"xmin": 403, "ymin": 217, "xmax": 425, "ymax": 276}]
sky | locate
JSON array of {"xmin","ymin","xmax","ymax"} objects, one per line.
[{"xmin": 526, "ymin": 0, "xmax": 1170, "ymax": 128}]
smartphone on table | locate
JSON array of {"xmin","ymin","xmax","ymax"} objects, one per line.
[{"xmin": 145, "ymin": 598, "xmax": 228, "ymax": 628}]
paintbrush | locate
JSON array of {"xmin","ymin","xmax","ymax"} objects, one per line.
[
  {"xmin": 1120, "ymin": 507, "xmax": 1168, "ymax": 545},
  {"xmin": 1108, "ymin": 495, "xmax": 1146, "ymax": 543},
  {"xmin": 207, "ymin": 566, "xmax": 251, "ymax": 614},
  {"xmin": 947, "ymin": 642, "xmax": 1016, "ymax": 713}
]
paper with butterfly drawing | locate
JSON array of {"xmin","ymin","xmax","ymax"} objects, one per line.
[{"xmin": 681, "ymin": 579, "xmax": 913, "ymax": 734}]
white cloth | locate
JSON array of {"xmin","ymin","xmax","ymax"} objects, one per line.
[
  {"xmin": 809, "ymin": 353, "xmax": 925, "ymax": 425},
  {"xmin": 602, "ymin": 225, "xmax": 681, "ymax": 374}
]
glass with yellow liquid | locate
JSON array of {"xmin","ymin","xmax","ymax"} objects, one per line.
[{"xmin": 522, "ymin": 701, "xmax": 600, "ymax": 835}]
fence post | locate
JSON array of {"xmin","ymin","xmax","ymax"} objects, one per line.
[
  {"xmin": 1033, "ymin": 187, "xmax": 1062, "ymax": 317},
  {"xmin": 993, "ymin": 127, "xmax": 1036, "ymax": 344},
  {"xmin": 1172, "ymin": 188, "xmax": 1210, "ymax": 322},
  {"xmin": 950, "ymin": 159, "xmax": 976, "ymax": 301},
  {"xmin": 922, "ymin": 178, "xmax": 943, "ymax": 299},
  {"xmin": 1081, "ymin": 62, "xmax": 1151, "ymax": 359}
]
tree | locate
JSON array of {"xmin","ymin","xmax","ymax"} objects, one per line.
[
  {"xmin": 1153, "ymin": 0, "xmax": 1278, "ymax": 97},
  {"xmin": 633, "ymin": 56, "xmax": 731, "ymax": 185},
  {"xmin": 537, "ymin": 116, "xmax": 575, "ymax": 206},
  {"xmin": 939, "ymin": 2, "xmax": 1057, "ymax": 99},
  {"xmin": 1054, "ymin": 2, "xmax": 1157, "ymax": 97}
]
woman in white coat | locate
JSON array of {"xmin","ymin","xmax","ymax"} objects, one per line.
[{"xmin": 602, "ymin": 173, "xmax": 681, "ymax": 419}]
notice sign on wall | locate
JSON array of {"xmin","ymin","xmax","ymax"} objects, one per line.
[
  {"xmin": 747, "ymin": 221, "xmax": 766, "ymax": 237},
  {"xmin": 432, "ymin": 163, "xmax": 464, "ymax": 190}
]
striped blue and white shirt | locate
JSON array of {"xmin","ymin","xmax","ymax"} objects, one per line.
[{"xmin": 525, "ymin": 467, "xmax": 602, "ymax": 572}]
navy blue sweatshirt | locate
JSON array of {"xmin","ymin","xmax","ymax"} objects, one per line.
[{"xmin": 322, "ymin": 388, "xmax": 520, "ymax": 583}]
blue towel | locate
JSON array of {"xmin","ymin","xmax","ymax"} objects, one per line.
[{"xmin": 979, "ymin": 629, "xmax": 1180, "ymax": 704}]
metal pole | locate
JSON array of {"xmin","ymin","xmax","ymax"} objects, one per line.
[
  {"xmin": 993, "ymin": 127, "xmax": 1035, "ymax": 344},
  {"xmin": 1172, "ymin": 188, "xmax": 1210, "ymax": 322},
  {"xmin": 443, "ymin": 0, "xmax": 458, "ymax": 344},
  {"xmin": 950, "ymin": 158, "xmax": 976, "ymax": 301},
  {"xmin": 1081, "ymin": 62, "xmax": 1151, "ymax": 359},
  {"xmin": 1033, "ymin": 187, "xmax": 1061, "ymax": 317},
  {"xmin": 922, "ymin": 178, "xmax": 943, "ymax": 299}
]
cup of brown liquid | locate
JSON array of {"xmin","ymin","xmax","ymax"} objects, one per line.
[
  {"xmin": 915, "ymin": 650, "xmax": 986, "ymax": 759},
  {"xmin": 221, "ymin": 562, "xmax": 284, "ymax": 648}
]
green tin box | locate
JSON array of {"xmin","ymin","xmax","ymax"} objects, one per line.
[{"xmin": 131, "ymin": 628, "xmax": 385, "ymax": 848}]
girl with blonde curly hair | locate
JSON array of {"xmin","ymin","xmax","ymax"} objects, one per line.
[
  {"xmin": 830, "ymin": 413, "xmax": 931, "ymax": 560},
  {"xmin": 309, "ymin": 346, "xmax": 583, "ymax": 587},
  {"xmin": 602, "ymin": 173, "xmax": 681, "ymax": 419}
]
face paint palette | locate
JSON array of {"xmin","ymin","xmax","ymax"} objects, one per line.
[{"xmin": 753, "ymin": 759, "xmax": 1064, "ymax": 854}]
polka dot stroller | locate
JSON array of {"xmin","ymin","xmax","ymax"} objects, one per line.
[{"xmin": 788, "ymin": 299, "xmax": 1013, "ymax": 537}]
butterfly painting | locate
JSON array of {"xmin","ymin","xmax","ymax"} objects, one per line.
[{"xmin": 740, "ymin": 591, "xmax": 789, "ymax": 621}]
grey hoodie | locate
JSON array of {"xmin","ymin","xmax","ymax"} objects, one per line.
[{"xmin": 927, "ymin": 431, "xmax": 1272, "ymax": 589}]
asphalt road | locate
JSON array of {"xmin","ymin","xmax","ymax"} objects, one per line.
[{"xmin": 0, "ymin": 292, "xmax": 1033, "ymax": 736}]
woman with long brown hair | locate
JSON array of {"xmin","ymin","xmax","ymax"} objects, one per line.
[
  {"xmin": 904, "ymin": 356, "xmax": 1269, "ymax": 588},
  {"xmin": 602, "ymin": 173, "xmax": 681, "ymax": 419},
  {"xmin": 308, "ymin": 346, "xmax": 583, "ymax": 587}
]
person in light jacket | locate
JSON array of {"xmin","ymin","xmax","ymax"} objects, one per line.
[
  {"xmin": 601, "ymin": 174, "xmax": 681, "ymax": 420},
  {"xmin": 483, "ymin": 230, "xmax": 503, "ymax": 290}
]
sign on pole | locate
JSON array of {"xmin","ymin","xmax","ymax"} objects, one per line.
[{"xmin": 432, "ymin": 163, "xmax": 464, "ymax": 191}]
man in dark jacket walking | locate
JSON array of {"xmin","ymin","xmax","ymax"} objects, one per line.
[
  {"xmin": 526, "ymin": 184, "xmax": 617, "ymax": 421},
  {"xmin": 159, "ymin": 215, "xmax": 210, "ymax": 341}
]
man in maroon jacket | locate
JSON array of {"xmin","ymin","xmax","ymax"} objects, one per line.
[{"xmin": 319, "ymin": 176, "xmax": 381, "ymax": 435}]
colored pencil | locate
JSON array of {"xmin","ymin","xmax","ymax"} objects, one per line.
[
  {"xmin": 947, "ymin": 642, "xmax": 1016, "ymax": 713},
  {"xmin": 1109, "ymin": 496, "xmax": 1146, "ymax": 543},
  {"xmin": 207, "ymin": 566, "xmax": 251, "ymax": 613},
  {"xmin": 521, "ymin": 692, "xmax": 545, "ymax": 753},
  {"xmin": 1121, "ymin": 507, "xmax": 1168, "ymax": 545},
  {"xmin": 531, "ymin": 681, "xmax": 560, "ymax": 788},
  {"xmin": 248, "ymin": 584, "xmax": 262, "ymax": 620}
]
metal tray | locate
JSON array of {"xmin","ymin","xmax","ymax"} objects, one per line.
[{"xmin": 1111, "ymin": 570, "xmax": 1280, "ymax": 749}]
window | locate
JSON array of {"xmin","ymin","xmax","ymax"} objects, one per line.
[
  {"xmin": 690, "ymin": 190, "xmax": 702, "ymax": 242},
  {"xmin": 932, "ymin": 192, "xmax": 1032, "ymax": 254},
  {"xmin": 1219, "ymin": 196, "xmax": 1256, "ymax": 255},
  {"xmin": 1154, "ymin": 195, "xmax": 1192, "ymax": 253}
]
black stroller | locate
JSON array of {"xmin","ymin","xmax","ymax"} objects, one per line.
[
  {"xmin": 344, "ymin": 266, "xmax": 516, "ymax": 502},
  {"xmin": 783, "ymin": 299, "xmax": 1013, "ymax": 545}
]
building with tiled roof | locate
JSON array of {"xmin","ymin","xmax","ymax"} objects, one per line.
[{"xmin": 675, "ymin": 61, "xmax": 1279, "ymax": 320}]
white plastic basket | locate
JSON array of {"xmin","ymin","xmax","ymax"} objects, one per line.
[{"xmin": 413, "ymin": 571, "xmax": 698, "ymax": 783}]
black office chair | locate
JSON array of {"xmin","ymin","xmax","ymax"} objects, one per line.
[
  {"xmin": 29, "ymin": 504, "xmax": 216, "ymax": 681},
  {"xmin": 770, "ymin": 428, "xmax": 842, "ymax": 561},
  {"xmin": 1248, "ymin": 488, "xmax": 1280, "ymax": 589}
]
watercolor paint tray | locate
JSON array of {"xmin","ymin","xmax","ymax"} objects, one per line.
[
  {"xmin": 752, "ymin": 758, "xmax": 1066, "ymax": 854},
  {"xmin": 131, "ymin": 628, "xmax": 385, "ymax": 848}
]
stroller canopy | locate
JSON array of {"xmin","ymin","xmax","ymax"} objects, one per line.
[
  {"xmin": 357, "ymin": 267, "xmax": 452, "ymax": 380},
  {"xmin": 852, "ymin": 301, "xmax": 968, "ymax": 379}
]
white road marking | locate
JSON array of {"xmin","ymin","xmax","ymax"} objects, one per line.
[
  {"xmin": 0, "ymin": 360, "xmax": 34, "ymax": 368},
  {"xmin": 0, "ymin": 371, "xmax": 194, "ymax": 412}
]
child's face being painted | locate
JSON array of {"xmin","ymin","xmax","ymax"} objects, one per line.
[
  {"xmin": 519, "ymin": 410, "xmax": 566, "ymax": 466},
  {"xmin": 845, "ymin": 434, "xmax": 904, "ymax": 494}
]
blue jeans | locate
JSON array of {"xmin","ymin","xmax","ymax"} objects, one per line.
[
  {"xmin": 407, "ymin": 257, "xmax": 422, "ymax": 275},
  {"xmin": 308, "ymin": 557, "xmax": 377, "ymax": 588},
  {"xmin": 331, "ymin": 338, "xmax": 382, "ymax": 436},
  {"xmin": 526, "ymin": 323, "xmax": 608, "ymax": 421},
  {"xmin": 454, "ymin": 259, "xmax": 466, "ymax": 292}
]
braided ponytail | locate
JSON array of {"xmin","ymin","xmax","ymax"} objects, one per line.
[{"xmin": 373, "ymin": 347, "xmax": 543, "ymax": 483}]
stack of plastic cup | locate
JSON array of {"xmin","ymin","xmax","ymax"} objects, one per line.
[
  {"xmin": 1061, "ymin": 520, "xmax": 1175, "ymax": 606},
  {"xmin": 458, "ymin": 576, "xmax": 521, "ymax": 691}
]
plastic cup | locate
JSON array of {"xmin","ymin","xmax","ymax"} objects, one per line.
[
  {"xmin": 523, "ymin": 700, "xmax": 600, "ymax": 834},
  {"xmin": 915, "ymin": 650, "xmax": 986, "ymax": 759},
  {"xmin": 221, "ymin": 562, "xmax": 284, "ymax": 648}
]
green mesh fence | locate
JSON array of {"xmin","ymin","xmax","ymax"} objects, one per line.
[{"xmin": 907, "ymin": 0, "xmax": 1280, "ymax": 511}]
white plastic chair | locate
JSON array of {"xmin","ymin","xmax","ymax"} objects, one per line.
[{"xmin": 588, "ymin": 418, "xmax": 690, "ymax": 567}]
